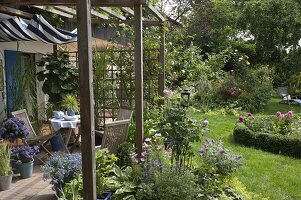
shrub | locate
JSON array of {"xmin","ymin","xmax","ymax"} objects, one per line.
[
  {"xmin": 198, "ymin": 139, "xmax": 242, "ymax": 176},
  {"xmin": 233, "ymin": 123, "xmax": 301, "ymax": 158},
  {"xmin": 41, "ymin": 153, "xmax": 82, "ymax": 195}
]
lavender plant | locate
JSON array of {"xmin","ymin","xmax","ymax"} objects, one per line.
[
  {"xmin": 0, "ymin": 117, "xmax": 29, "ymax": 141},
  {"xmin": 198, "ymin": 139, "xmax": 242, "ymax": 175}
]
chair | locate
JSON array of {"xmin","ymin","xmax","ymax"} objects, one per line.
[
  {"xmin": 278, "ymin": 87, "xmax": 301, "ymax": 106},
  {"xmin": 11, "ymin": 109, "xmax": 55, "ymax": 163},
  {"xmin": 95, "ymin": 108, "xmax": 132, "ymax": 154},
  {"xmin": 278, "ymin": 87, "xmax": 291, "ymax": 104}
]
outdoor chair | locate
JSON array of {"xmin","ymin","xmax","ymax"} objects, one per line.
[
  {"xmin": 95, "ymin": 107, "xmax": 132, "ymax": 154},
  {"xmin": 278, "ymin": 87, "xmax": 301, "ymax": 106},
  {"xmin": 11, "ymin": 109, "xmax": 55, "ymax": 164}
]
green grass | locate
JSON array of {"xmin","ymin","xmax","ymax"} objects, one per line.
[{"xmin": 192, "ymin": 99, "xmax": 301, "ymax": 200}]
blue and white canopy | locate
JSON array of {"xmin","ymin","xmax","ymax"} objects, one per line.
[{"xmin": 0, "ymin": 14, "xmax": 77, "ymax": 44}]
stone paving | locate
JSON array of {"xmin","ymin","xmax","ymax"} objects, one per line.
[{"xmin": 0, "ymin": 165, "xmax": 56, "ymax": 200}]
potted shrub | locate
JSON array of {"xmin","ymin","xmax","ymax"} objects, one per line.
[
  {"xmin": 41, "ymin": 153, "xmax": 82, "ymax": 196},
  {"xmin": 61, "ymin": 94, "xmax": 79, "ymax": 116},
  {"xmin": 11, "ymin": 146, "xmax": 39, "ymax": 179},
  {"xmin": 0, "ymin": 143, "xmax": 12, "ymax": 191},
  {"xmin": 0, "ymin": 117, "xmax": 29, "ymax": 144}
]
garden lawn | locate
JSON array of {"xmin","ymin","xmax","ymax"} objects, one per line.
[{"xmin": 192, "ymin": 104, "xmax": 301, "ymax": 200}]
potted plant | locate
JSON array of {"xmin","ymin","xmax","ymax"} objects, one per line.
[
  {"xmin": 61, "ymin": 94, "xmax": 79, "ymax": 116},
  {"xmin": 0, "ymin": 117, "xmax": 29, "ymax": 144},
  {"xmin": 11, "ymin": 146, "xmax": 39, "ymax": 179},
  {"xmin": 0, "ymin": 143, "xmax": 12, "ymax": 191}
]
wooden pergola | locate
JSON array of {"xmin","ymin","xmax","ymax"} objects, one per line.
[{"xmin": 0, "ymin": 1, "xmax": 165, "ymax": 199}]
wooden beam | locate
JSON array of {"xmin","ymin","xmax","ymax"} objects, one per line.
[
  {"xmin": 99, "ymin": 7, "xmax": 126, "ymax": 20},
  {"xmin": 0, "ymin": 6, "xmax": 33, "ymax": 19},
  {"xmin": 134, "ymin": 4, "xmax": 143, "ymax": 156},
  {"xmin": 0, "ymin": 0, "xmax": 147, "ymax": 6},
  {"xmin": 121, "ymin": 7, "xmax": 134, "ymax": 16},
  {"xmin": 32, "ymin": 5, "xmax": 74, "ymax": 18},
  {"xmin": 76, "ymin": 0, "xmax": 96, "ymax": 199},
  {"xmin": 91, "ymin": 9, "xmax": 109, "ymax": 20},
  {"xmin": 147, "ymin": 4, "xmax": 165, "ymax": 22},
  {"xmin": 82, "ymin": 19, "xmax": 162, "ymax": 26},
  {"xmin": 54, "ymin": 5, "xmax": 76, "ymax": 15},
  {"xmin": 158, "ymin": 27, "xmax": 165, "ymax": 98}
]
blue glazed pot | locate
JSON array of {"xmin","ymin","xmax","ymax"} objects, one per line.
[
  {"xmin": 50, "ymin": 135, "xmax": 64, "ymax": 151},
  {"xmin": 19, "ymin": 160, "xmax": 34, "ymax": 179},
  {"xmin": 67, "ymin": 109, "xmax": 76, "ymax": 116},
  {"xmin": 97, "ymin": 192, "xmax": 112, "ymax": 200}
]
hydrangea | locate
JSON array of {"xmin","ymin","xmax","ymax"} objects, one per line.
[
  {"xmin": 0, "ymin": 117, "xmax": 29, "ymax": 141},
  {"xmin": 11, "ymin": 146, "xmax": 39, "ymax": 163},
  {"xmin": 41, "ymin": 153, "xmax": 82, "ymax": 193}
]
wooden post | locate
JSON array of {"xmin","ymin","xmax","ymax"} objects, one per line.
[
  {"xmin": 76, "ymin": 0, "xmax": 96, "ymax": 199},
  {"xmin": 158, "ymin": 26, "xmax": 165, "ymax": 98},
  {"xmin": 134, "ymin": 4, "xmax": 143, "ymax": 155}
]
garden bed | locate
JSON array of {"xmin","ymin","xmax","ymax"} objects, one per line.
[{"xmin": 233, "ymin": 119, "xmax": 301, "ymax": 158}]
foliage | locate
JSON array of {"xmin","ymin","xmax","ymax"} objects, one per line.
[
  {"xmin": 11, "ymin": 145, "xmax": 39, "ymax": 163},
  {"xmin": 233, "ymin": 123, "xmax": 301, "ymax": 158},
  {"xmin": 198, "ymin": 138, "xmax": 242, "ymax": 176},
  {"xmin": 95, "ymin": 148, "xmax": 119, "ymax": 196},
  {"xmin": 37, "ymin": 51, "xmax": 79, "ymax": 106},
  {"xmin": 154, "ymin": 169, "xmax": 197, "ymax": 200},
  {"xmin": 61, "ymin": 94, "xmax": 79, "ymax": 113},
  {"xmin": 0, "ymin": 143, "xmax": 11, "ymax": 176},
  {"xmin": 61, "ymin": 174, "xmax": 83, "ymax": 200},
  {"xmin": 158, "ymin": 101, "xmax": 202, "ymax": 169},
  {"xmin": 0, "ymin": 117, "xmax": 29, "ymax": 142},
  {"xmin": 41, "ymin": 153, "xmax": 82, "ymax": 195},
  {"xmin": 116, "ymin": 142, "xmax": 134, "ymax": 168}
]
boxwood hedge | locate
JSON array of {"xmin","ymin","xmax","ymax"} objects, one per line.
[{"xmin": 233, "ymin": 123, "xmax": 301, "ymax": 158}]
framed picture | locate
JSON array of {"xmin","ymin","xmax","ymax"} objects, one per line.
[{"xmin": 0, "ymin": 59, "xmax": 3, "ymax": 91}]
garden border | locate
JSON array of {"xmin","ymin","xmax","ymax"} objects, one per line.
[{"xmin": 233, "ymin": 123, "xmax": 301, "ymax": 158}]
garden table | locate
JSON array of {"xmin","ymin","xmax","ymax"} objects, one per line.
[{"xmin": 50, "ymin": 115, "xmax": 80, "ymax": 153}]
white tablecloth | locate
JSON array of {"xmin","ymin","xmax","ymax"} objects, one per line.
[{"xmin": 50, "ymin": 116, "xmax": 80, "ymax": 132}]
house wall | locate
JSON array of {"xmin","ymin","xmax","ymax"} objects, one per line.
[{"xmin": 0, "ymin": 41, "xmax": 53, "ymax": 121}]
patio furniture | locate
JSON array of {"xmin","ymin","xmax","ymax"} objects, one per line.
[
  {"xmin": 277, "ymin": 87, "xmax": 301, "ymax": 106},
  {"xmin": 49, "ymin": 115, "xmax": 81, "ymax": 153},
  {"xmin": 11, "ymin": 109, "xmax": 55, "ymax": 164},
  {"xmin": 95, "ymin": 108, "xmax": 132, "ymax": 154}
]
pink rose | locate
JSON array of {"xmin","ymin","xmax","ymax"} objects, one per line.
[
  {"xmin": 163, "ymin": 89, "xmax": 172, "ymax": 96},
  {"xmin": 203, "ymin": 120, "xmax": 209, "ymax": 126},
  {"xmin": 247, "ymin": 112, "xmax": 253, "ymax": 117},
  {"xmin": 276, "ymin": 111, "xmax": 281, "ymax": 117},
  {"xmin": 239, "ymin": 115, "xmax": 244, "ymax": 122},
  {"xmin": 287, "ymin": 111, "xmax": 293, "ymax": 118}
]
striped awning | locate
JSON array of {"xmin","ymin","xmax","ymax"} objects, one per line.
[{"xmin": 0, "ymin": 14, "xmax": 77, "ymax": 44}]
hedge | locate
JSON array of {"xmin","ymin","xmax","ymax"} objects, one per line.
[{"xmin": 233, "ymin": 123, "xmax": 301, "ymax": 158}]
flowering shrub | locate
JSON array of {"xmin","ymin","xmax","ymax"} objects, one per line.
[
  {"xmin": 41, "ymin": 153, "xmax": 82, "ymax": 195},
  {"xmin": 0, "ymin": 117, "xmax": 29, "ymax": 141},
  {"xmin": 11, "ymin": 146, "xmax": 39, "ymax": 163},
  {"xmin": 198, "ymin": 139, "xmax": 242, "ymax": 175},
  {"xmin": 274, "ymin": 111, "xmax": 294, "ymax": 135}
]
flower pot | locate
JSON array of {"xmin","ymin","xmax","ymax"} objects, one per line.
[
  {"xmin": 97, "ymin": 192, "xmax": 112, "ymax": 200},
  {"xmin": 19, "ymin": 160, "xmax": 34, "ymax": 179},
  {"xmin": 10, "ymin": 159, "xmax": 20, "ymax": 174},
  {"xmin": 67, "ymin": 109, "xmax": 75, "ymax": 116},
  {"xmin": 50, "ymin": 135, "xmax": 64, "ymax": 151},
  {"xmin": 0, "ymin": 171, "xmax": 12, "ymax": 191}
]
